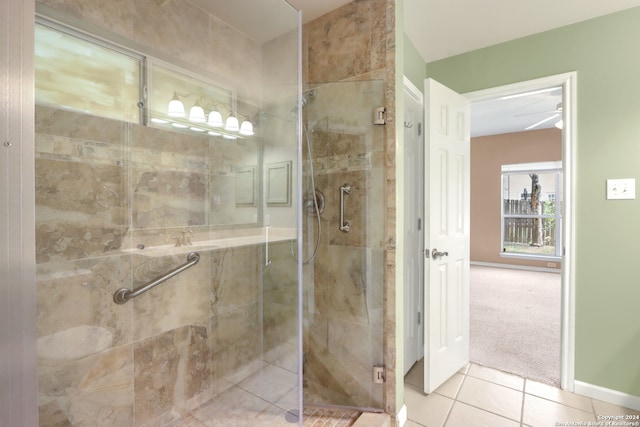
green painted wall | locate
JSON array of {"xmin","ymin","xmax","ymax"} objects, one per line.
[
  {"xmin": 403, "ymin": 34, "xmax": 427, "ymax": 90},
  {"xmin": 427, "ymin": 7, "xmax": 640, "ymax": 396}
]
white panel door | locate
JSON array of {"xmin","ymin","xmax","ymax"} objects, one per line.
[
  {"xmin": 423, "ymin": 78, "xmax": 470, "ymax": 394},
  {"xmin": 403, "ymin": 82, "xmax": 424, "ymax": 375}
]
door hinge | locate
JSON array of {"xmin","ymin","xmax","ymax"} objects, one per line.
[
  {"xmin": 417, "ymin": 312, "xmax": 421, "ymax": 325},
  {"xmin": 418, "ymin": 218, "xmax": 422, "ymax": 231},
  {"xmin": 372, "ymin": 366, "xmax": 385, "ymax": 384}
]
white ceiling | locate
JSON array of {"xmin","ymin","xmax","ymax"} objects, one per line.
[
  {"xmin": 470, "ymin": 86, "xmax": 563, "ymax": 137},
  {"xmin": 403, "ymin": 0, "xmax": 640, "ymax": 63}
]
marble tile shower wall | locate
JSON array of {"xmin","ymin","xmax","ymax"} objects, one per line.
[
  {"xmin": 34, "ymin": 1, "xmax": 298, "ymax": 427},
  {"xmin": 302, "ymin": 0, "xmax": 396, "ymax": 412},
  {"xmin": 35, "ymin": 105, "xmax": 272, "ymax": 427}
]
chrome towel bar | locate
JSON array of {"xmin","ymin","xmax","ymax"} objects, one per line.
[
  {"xmin": 339, "ymin": 184, "xmax": 351, "ymax": 233},
  {"xmin": 113, "ymin": 252, "xmax": 200, "ymax": 304}
]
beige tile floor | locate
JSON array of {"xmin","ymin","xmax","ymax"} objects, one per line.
[{"xmin": 404, "ymin": 359, "xmax": 640, "ymax": 427}]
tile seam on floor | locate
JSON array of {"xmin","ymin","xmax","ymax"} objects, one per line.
[
  {"xmin": 441, "ymin": 373, "xmax": 466, "ymax": 427},
  {"xmin": 453, "ymin": 400, "xmax": 525, "ymax": 427},
  {"xmin": 466, "ymin": 371, "xmax": 525, "ymax": 393},
  {"xmin": 520, "ymin": 378, "xmax": 528, "ymax": 427},
  {"xmin": 453, "ymin": 399, "xmax": 523, "ymax": 424},
  {"xmin": 523, "ymin": 390, "xmax": 596, "ymax": 415},
  {"xmin": 456, "ymin": 376, "xmax": 523, "ymax": 424}
]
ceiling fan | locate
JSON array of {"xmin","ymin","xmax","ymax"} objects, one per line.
[{"xmin": 519, "ymin": 102, "xmax": 563, "ymax": 130}]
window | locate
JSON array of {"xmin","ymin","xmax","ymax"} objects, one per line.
[
  {"xmin": 35, "ymin": 20, "xmax": 143, "ymax": 123},
  {"xmin": 501, "ymin": 161, "xmax": 562, "ymax": 259},
  {"xmin": 35, "ymin": 18, "xmax": 245, "ymax": 139}
]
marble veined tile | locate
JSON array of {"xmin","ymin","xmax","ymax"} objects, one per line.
[
  {"xmin": 132, "ymin": 0, "xmax": 209, "ymax": 69},
  {"xmin": 134, "ymin": 325, "xmax": 211, "ymax": 425},
  {"xmin": 131, "ymin": 252, "xmax": 210, "ymax": 341},
  {"xmin": 37, "ymin": 0, "xmax": 134, "ymax": 39},
  {"xmin": 37, "ymin": 255, "xmax": 133, "ymax": 351},
  {"xmin": 306, "ymin": 0, "xmax": 373, "ymax": 83},
  {"xmin": 35, "ymin": 105, "xmax": 125, "ymax": 147},
  {"xmin": 131, "ymin": 168, "xmax": 207, "ymax": 229},
  {"xmin": 38, "ymin": 344, "xmax": 134, "ymax": 427}
]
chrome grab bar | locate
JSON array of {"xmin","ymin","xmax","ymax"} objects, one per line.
[
  {"xmin": 339, "ymin": 184, "xmax": 351, "ymax": 233},
  {"xmin": 113, "ymin": 252, "xmax": 200, "ymax": 304}
]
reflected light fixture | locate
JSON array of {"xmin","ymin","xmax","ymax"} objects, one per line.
[
  {"xmin": 189, "ymin": 106, "xmax": 206, "ymax": 122},
  {"xmin": 163, "ymin": 91, "xmax": 255, "ymax": 138},
  {"xmin": 239, "ymin": 120, "xmax": 254, "ymax": 136},
  {"xmin": 555, "ymin": 119, "xmax": 564, "ymax": 129},
  {"xmin": 225, "ymin": 116, "xmax": 239, "ymax": 132},
  {"xmin": 168, "ymin": 93, "xmax": 186, "ymax": 117},
  {"xmin": 208, "ymin": 110, "xmax": 224, "ymax": 127}
]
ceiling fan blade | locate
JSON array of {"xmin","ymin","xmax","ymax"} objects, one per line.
[
  {"xmin": 514, "ymin": 109, "xmax": 557, "ymax": 117},
  {"xmin": 515, "ymin": 102, "xmax": 563, "ymax": 117},
  {"xmin": 525, "ymin": 114, "xmax": 560, "ymax": 130}
]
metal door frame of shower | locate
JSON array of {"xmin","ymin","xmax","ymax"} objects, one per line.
[{"xmin": 1, "ymin": 0, "xmax": 39, "ymax": 424}]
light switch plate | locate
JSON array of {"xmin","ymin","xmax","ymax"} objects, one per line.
[{"xmin": 606, "ymin": 178, "xmax": 636, "ymax": 200}]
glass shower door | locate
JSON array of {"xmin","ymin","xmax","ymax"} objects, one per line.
[
  {"xmin": 302, "ymin": 80, "xmax": 386, "ymax": 410},
  {"xmin": 34, "ymin": 1, "xmax": 301, "ymax": 426}
]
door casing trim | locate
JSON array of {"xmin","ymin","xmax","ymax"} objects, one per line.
[{"xmin": 464, "ymin": 71, "xmax": 578, "ymax": 391}]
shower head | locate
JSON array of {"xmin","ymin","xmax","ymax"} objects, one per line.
[
  {"xmin": 302, "ymin": 89, "xmax": 317, "ymax": 106},
  {"xmin": 290, "ymin": 89, "xmax": 317, "ymax": 118}
]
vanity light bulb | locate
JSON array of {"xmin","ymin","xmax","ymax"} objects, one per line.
[
  {"xmin": 168, "ymin": 98, "xmax": 186, "ymax": 117},
  {"xmin": 224, "ymin": 116, "xmax": 239, "ymax": 132},
  {"xmin": 189, "ymin": 106, "xmax": 206, "ymax": 122},
  {"xmin": 208, "ymin": 110, "xmax": 223, "ymax": 127},
  {"xmin": 239, "ymin": 120, "xmax": 254, "ymax": 136}
]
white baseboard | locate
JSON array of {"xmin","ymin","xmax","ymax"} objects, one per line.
[
  {"xmin": 471, "ymin": 261, "xmax": 561, "ymax": 273},
  {"xmin": 574, "ymin": 380, "xmax": 640, "ymax": 411},
  {"xmin": 397, "ymin": 404, "xmax": 407, "ymax": 427}
]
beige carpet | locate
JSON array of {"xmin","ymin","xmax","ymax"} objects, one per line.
[{"xmin": 470, "ymin": 265, "xmax": 561, "ymax": 386}]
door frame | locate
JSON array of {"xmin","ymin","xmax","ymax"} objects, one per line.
[
  {"xmin": 464, "ymin": 72, "xmax": 577, "ymax": 391},
  {"xmin": 402, "ymin": 76, "xmax": 425, "ymax": 374}
]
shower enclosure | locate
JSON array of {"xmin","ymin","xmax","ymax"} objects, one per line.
[
  {"xmin": 34, "ymin": 1, "xmax": 302, "ymax": 426},
  {"xmin": 301, "ymin": 80, "xmax": 386, "ymax": 411},
  {"xmin": 30, "ymin": 0, "xmax": 391, "ymax": 425}
]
